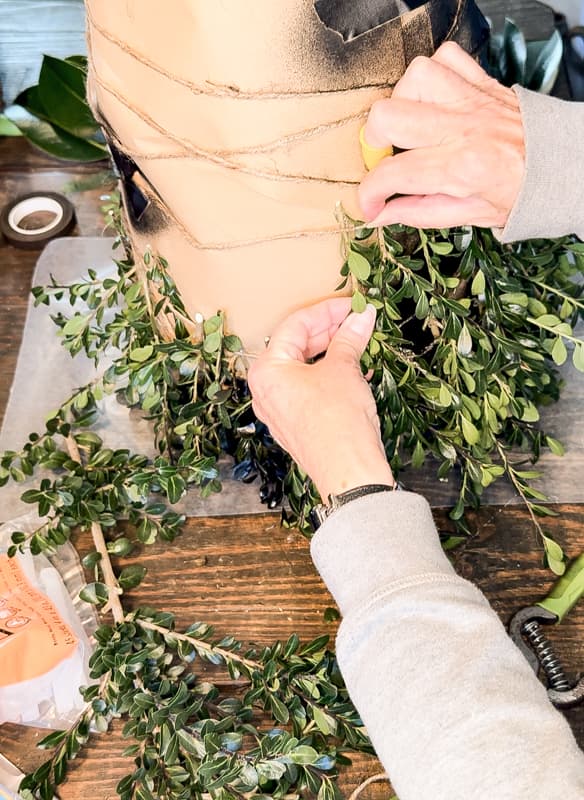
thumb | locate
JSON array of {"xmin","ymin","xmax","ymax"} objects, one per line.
[{"xmin": 327, "ymin": 303, "xmax": 376, "ymax": 365}]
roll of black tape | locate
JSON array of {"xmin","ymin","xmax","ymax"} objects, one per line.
[{"xmin": 0, "ymin": 192, "xmax": 76, "ymax": 249}]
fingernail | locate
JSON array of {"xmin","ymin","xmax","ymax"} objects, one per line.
[{"xmin": 346, "ymin": 303, "xmax": 376, "ymax": 332}]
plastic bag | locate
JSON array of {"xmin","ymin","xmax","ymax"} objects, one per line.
[{"xmin": 0, "ymin": 513, "xmax": 97, "ymax": 728}]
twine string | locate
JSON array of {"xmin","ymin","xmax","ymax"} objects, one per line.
[
  {"xmin": 85, "ymin": 3, "xmax": 390, "ymax": 100},
  {"xmin": 348, "ymin": 773, "xmax": 392, "ymax": 800},
  {"xmin": 85, "ymin": 8, "xmax": 396, "ymax": 250}
]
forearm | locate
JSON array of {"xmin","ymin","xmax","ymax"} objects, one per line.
[
  {"xmin": 311, "ymin": 492, "xmax": 584, "ymax": 800},
  {"xmin": 500, "ymin": 87, "xmax": 584, "ymax": 242}
]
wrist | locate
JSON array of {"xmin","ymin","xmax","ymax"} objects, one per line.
[{"xmin": 314, "ymin": 454, "xmax": 395, "ymax": 501}]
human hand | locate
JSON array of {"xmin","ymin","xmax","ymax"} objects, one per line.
[
  {"xmin": 358, "ymin": 41, "xmax": 525, "ymax": 230},
  {"xmin": 247, "ymin": 298, "xmax": 394, "ymax": 501}
]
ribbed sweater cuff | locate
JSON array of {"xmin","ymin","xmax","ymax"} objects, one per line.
[
  {"xmin": 309, "ymin": 491, "xmax": 455, "ymax": 616},
  {"xmin": 498, "ymin": 86, "xmax": 584, "ymax": 243}
]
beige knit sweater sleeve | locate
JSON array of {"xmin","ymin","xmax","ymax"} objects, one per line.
[
  {"xmin": 310, "ymin": 492, "xmax": 584, "ymax": 800},
  {"xmin": 500, "ymin": 86, "xmax": 584, "ymax": 242},
  {"xmin": 309, "ymin": 91, "xmax": 584, "ymax": 799}
]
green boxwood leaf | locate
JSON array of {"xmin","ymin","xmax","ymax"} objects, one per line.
[
  {"xmin": 351, "ymin": 291, "xmax": 367, "ymax": 313},
  {"xmin": 470, "ymin": 269, "xmax": 485, "ymax": 296},
  {"xmin": 289, "ymin": 745, "xmax": 319, "ymax": 765},
  {"xmin": 460, "ymin": 415, "xmax": 479, "ymax": 445},
  {"xmin": 79, "ymin": 582, "xmax": 109, "ymax": 605},
  {"xmin": 551, "ymin": 336, "xmax": 567, "ymax": 366},
  {"xmin": 573, "ymin": 343, "xmax": 584, "ymax": 373},
  {"xmin": 542, "ymin": 534, "xmax": 566, "ymax": 575},
  {"xmin": 203, "ymin": 331, "xmax": 222, "ymax": 353},
  {"xmin": 546, "ymin": 436, "xmax": 565, "ymax": 456},
  {"xmin": 348, "ymin": 251, "xmax": 371, "ymax": 281},
  {"xmin": 62, "ymin": 313, "xmax": 91, "ymax": 336},
  {"xmin": 130, "ymin": 345, "xmax": 154, "ymax": 362},
  {"xmin": 118, "ymin": 565, "xmax": 147, "ymax": 590},
  {"xmin": 82, "ymin": 551, "xmax": 102, "ymax": 569}
]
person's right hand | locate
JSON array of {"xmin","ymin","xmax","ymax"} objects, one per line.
[
  {"xmin": 358, "ymin": 42, "xmax": 526, "ymax": 230},
  {"xmin": 247, "ymin": 298, "xmax": 394, "ymax": 501}
]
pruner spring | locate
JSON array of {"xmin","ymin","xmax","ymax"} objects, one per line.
[{"xmin": 509, "ymin": 552, "xmax": 584, "ymax": 709}]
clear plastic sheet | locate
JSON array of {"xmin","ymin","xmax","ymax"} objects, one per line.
[{"xmin": 1, "ymin": 237, "xmax": 583, "ymax": 522}]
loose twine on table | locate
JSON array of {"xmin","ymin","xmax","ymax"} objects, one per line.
[
  {"xmin": 348, "ymin": 773, "xmax": 392, "ymax": 800},
  {"xmin": 86, "ymin": 9, "xmax": 389, "ymax": 251}
]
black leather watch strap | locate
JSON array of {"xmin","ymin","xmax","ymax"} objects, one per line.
[{"xmin": 310, "ymin": 482, "xmax": 400, "ymax": 531}]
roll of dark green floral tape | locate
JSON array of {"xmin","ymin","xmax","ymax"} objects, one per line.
[{"xmin": 0, "ymin": 192, "xmax": 76, "ymax": 249}]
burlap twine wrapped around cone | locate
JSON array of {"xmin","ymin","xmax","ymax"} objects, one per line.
[{"xmin": 85, "ymin": 0, "xmax": 488, "ymax": 353}]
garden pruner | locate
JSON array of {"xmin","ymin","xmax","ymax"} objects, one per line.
[{"xmin": 509, "ymin": 552, "xmax": 584, "ymax": 708}]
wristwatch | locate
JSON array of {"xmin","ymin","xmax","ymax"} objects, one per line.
[{"xmin": 310, "ymin": 482, "xmax": 401, "ymax": 530}]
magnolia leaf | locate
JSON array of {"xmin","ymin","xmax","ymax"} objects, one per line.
[
  {"xmin": 527, "ymin": 30, "xmax": 562, "ymax": 94},
  {"xmin": 4, "ymin": 104, "xmax": 107, "ymax": 162},
  {"xmin": 38, "ymin": 55, "xmax": 100, "ymax": 138},
  {"xmin": 503, "ymin": 18, "xmax": 527, "ymax": 85}
]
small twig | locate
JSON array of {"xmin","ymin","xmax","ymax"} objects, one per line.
[
  {"xmin": 495, "ymin": 442, "xmax": 545, "ymax": 540},
  {"xmin": 65, "ymin": 435, "xmax": 124, "ymax": 624},
  {"xmin": 136, "ymin": 619, "xmax": 261, "ymax": 671}
]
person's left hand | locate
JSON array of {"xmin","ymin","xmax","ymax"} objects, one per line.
[
  {"xmin": 358, "ymin": 42, "xmax": 525, "ymax": 230},
  {"xmin": 247, "ymin": 297, "xmax": 394, "ymax": 501}
]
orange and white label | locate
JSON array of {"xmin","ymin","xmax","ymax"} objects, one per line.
[{"xmin": 0, "ymin": 555, "xmax": 78, "ymax": 687}]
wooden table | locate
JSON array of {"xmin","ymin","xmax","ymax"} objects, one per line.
[{"xmin": 1, "ymin": 42, "xmax": 584, "ymax": 796}]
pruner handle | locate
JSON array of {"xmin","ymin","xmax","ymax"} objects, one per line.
[{"xmin": 537, "ymin": 552, "xmax": 584, "ymax": 623}]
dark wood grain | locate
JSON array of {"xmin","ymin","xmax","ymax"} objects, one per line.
[{"xmin": 0, "ymin": 505, "xmax": 583, "ymax": 800}]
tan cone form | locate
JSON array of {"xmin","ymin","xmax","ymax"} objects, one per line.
[{"xmin": 85, "ymin": 1, "xmax": 435, "ymax": 353}]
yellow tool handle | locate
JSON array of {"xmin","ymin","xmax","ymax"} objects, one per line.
[{"xmin": 359, "ymin": 125, "xmax": 393, "ymax": 171}]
